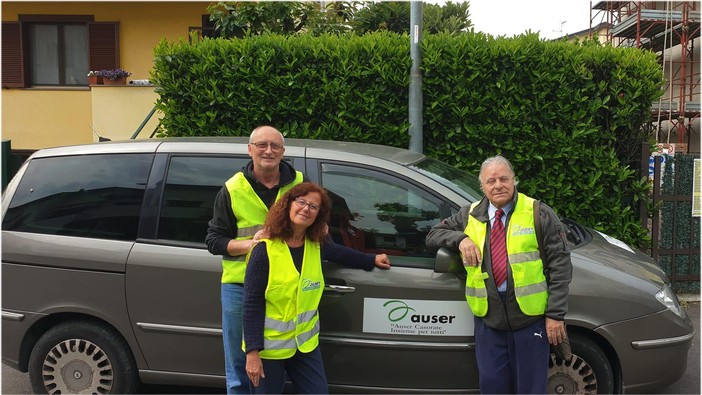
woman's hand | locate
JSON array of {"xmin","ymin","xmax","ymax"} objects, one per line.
[
  {"xmin": 374, "ymin": 254, "xmax": 391, "ymax": 269},
  {"xmin": 246, "ymin": 350, "xmax": 265, "ymax": 388}
]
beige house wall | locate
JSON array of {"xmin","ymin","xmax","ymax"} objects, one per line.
[
  {"xmin": 91, "ymin": 86, "xmax": 161, "ymax": 141},
  {"xmin": 2, "ymin": 90, "xmax": 92, "ymax": 148},
  {"xmin": 1, "ymin": 1, "xmax": 209, "ymax": 150}
]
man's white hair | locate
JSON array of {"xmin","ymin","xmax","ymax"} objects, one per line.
[{"xmin": 479, "ymin": 155, "xmax": 519, "ymax": 186}]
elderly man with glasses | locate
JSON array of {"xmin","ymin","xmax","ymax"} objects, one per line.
[{"xmin": 206, "ymin": 125, "xmax": 305, "ymax": 394}]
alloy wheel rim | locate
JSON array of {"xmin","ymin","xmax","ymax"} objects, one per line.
[
  {"xmin": 41, "ymin": 338, "xmax": 114, "ymax": 394},
  {"xmin": 548, "ymin": 353, "xmax": 598, "ymax": 395}
]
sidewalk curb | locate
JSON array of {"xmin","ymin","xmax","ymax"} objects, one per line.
[{"xmin": 678, "ymin": 294, "xmax": 700, "ymax": 303}]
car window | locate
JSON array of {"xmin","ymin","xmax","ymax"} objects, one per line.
[
  {"xmin": 411, "ymin": 156, "xmax": 482, "ymax": 202},
  {"xmin": 2, "ymin": 154, "xmax": 151, "ymax": 240},
  {"xmin": 158, "ymin": 156, "xmax": 249, "ymax": 243},
  {"xmin": 321, "ymin": 163, "xmax": 442, "ymax": 260}
]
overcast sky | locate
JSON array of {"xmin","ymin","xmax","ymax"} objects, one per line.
[{"xmin": 436, "ymin": 0, "xmax": 594, "ymax": 40}]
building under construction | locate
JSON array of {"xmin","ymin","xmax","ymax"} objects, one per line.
[{"xmin": 591, "ymin": 1, "xmax": 700, "ymax": 154}]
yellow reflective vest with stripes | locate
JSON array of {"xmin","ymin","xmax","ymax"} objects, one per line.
[
  {"xmin": 463, "ymin": 193, "xmax": 548, "ymax": 317},
  {"xmin": 257, "ymin": 238, "xmax": 324, "ymax": 360},
  {"xmin": 221, "ymin": 171, "xmax": 304, "ymax": 284}
]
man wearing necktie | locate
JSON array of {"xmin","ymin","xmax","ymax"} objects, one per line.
[{"xmin": 426, "ymin": 155, "xmax": 572, "ymax": 394}]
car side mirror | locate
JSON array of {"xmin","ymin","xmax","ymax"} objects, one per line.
[{"xmin": 434, "ymin": 247, "xmax": 464, "ymax": 274}]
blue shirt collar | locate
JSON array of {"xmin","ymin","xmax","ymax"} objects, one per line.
[{"xmin": 488, "ymin": 201, "xmax": 514, "ymax": 223}]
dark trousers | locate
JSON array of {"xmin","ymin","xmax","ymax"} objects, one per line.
[
  {"xmin": 251, "ymin": 346, "xmax": 328, "ymax": 394},
  {"xmin": 474, "ymin": 316, "xmax": 549, "ymax": 394}
]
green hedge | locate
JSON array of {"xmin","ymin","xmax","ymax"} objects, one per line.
[
  {"xmin": 153, "ymin": 33, "xmax": 411, "ymax": 146},
  {"xmin": 152, "ymin": 32, "xmax": 663, "ymax": 247}
]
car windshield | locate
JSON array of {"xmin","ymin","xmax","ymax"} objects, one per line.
[{"xmin": 410, "ymin": 157, "xmax": 482, "ymax": 201}]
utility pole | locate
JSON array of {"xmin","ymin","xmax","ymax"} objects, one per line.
[{"xmin": 408, "ymin": 1, "xmax": 423, "ymax": 153}]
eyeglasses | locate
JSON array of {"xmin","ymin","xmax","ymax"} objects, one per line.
[
  {"xmin": 249, "ymin": 142, "xmax": 284, "ymax": 152},
  {"xmin": 294, "ymin": 198, "xmax": 320, "ymax": 212}
]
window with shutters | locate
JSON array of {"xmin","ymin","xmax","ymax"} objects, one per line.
[
  {"xmin": 1, "ymin": 16, "xmax": 118, "ymax": 88},
  {"xmin": 29, "ymin": 23, "xmax": 89, "ymax": 86}
]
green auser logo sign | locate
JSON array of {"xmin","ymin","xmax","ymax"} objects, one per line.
[
  {"xmin": 383, "ymin": 299, "xmax": 458, "ymax": 324},
  {"xmin": 383, "ymin": 300, "xmax": 416, "ymax": 322}
]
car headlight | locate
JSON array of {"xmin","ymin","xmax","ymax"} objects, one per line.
[{"xmin": 655, "ymin": 284, "xmax": 684, "ymax": 318}]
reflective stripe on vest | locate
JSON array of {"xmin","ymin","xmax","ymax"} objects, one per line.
[
  {"xmin": 258, "ymin": 238, "xmax": 324, "ymax": 360},
  {"xmin": 221, "ymin": 170, "xmax": 304, "ymax": 284},
  {"xmin": 261, "ymin": 311, "xmax": 321, "ymax": 351},
  {"xmin": 463, "ymin": 193, "xmax": 548, "ymax": 317}
]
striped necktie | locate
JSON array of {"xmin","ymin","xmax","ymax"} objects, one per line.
[{"xmin": 491, "ymin": 209, "xmax": 507, "ymax": 287}]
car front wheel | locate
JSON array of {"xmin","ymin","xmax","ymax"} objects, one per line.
[
  {"xmin": 548, "ymin": 333, "xmax": 615, "ymax": 394},
  {"xmin": 28, "ymin": 320, "xmax": 138, "ymax": 394}
]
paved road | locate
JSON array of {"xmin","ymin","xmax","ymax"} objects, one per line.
[
  {"xmin": 656, "ymin": 300, "xmax": 700, "ymax": 395},
  {"xmin": 3, "ymin": 302, "xmax": 699, "ymax": 394}
]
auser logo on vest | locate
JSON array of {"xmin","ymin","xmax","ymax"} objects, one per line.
[
  {"xmin": 512, "ymin": 225, "xmax": 535, "ymax": 236},
  {"xmin": 301, "ymin": 278, "xmax": 321, "ymax": 291}
]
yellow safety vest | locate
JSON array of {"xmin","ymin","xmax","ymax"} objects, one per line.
[
  {"xmin": 221, "ymin": 170, "xmax": 303, "ymax": 284},
  {"xmin": 463, "ymin": 193, "xmax": 548, "ymax": 317},
  {"xmin": 257, "ymin": 238, "xmax": 324, "ymax": 360}
]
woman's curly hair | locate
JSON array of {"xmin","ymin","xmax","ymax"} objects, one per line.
[{"xmin": 264, "ymin": 182, "xmax": 331, "ymax": 243}]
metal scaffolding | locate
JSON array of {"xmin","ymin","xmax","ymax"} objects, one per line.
[{"xmin": 591, "ymin": 1, "xmax": 700, "ymax": 152}]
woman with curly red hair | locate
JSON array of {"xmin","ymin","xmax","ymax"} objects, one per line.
[{"xmin": 242, "ymin": 182, "xmax": 390, "ymax": 394}]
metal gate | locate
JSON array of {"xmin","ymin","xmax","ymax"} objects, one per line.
[{"xmin": 641, "ymin": 146, "xmax": 700, "ymax": 293}]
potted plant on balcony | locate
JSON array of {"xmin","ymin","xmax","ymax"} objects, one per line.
[
  {"xmin": 97, "ymin": 68, "xmax": 131, "ymax": 86},
  {"xmin": 87, "ymin": 71, "xmax": 103, "ymax": 85}
]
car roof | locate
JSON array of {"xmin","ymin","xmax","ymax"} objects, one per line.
[{"xmin": 31, "ymin": 137, "xmax": 427, "ymax": 167}]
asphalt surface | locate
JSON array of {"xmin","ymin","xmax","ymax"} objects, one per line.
[
  {"xmin": 656, "ymin": 299, "xmax": 700, "ymax": 395},
  {"xmin": 2, "ymin": 302, "xmax": 699, "ymax": 394}
]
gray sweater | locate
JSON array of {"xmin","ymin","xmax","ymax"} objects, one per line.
[{"xmin": 426, "ymin": 192, "xmax": 572, "ymax": 331}]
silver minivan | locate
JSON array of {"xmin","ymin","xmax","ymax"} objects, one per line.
[{"xmin": 1, "ymin": 138, "xmax": 694, "ymax": 394}]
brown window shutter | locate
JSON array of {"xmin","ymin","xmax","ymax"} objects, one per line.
[
  {"xmin": 88, "ymin": 22, "xmax": 119, "ymax": 71},
  {"xmin": 2, "ymin": 22, "xmax": 26, "ymax": 88}
]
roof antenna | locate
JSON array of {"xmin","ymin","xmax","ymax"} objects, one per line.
[
  {"xmin": 90, "ymin": 124, "xmax": 111, "ymax": 142},
  {"xmin": 553, "ymin": 20, "xmax": 567, "ymax": 37}
]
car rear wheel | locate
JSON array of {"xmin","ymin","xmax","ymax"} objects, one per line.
[
  {"xmin": 28, "ymin": 320, "xmax": 138, "ymax": 394},
  {"xmin": 548, "ymin": 333, "xmax": 614, "ymax": 394}
]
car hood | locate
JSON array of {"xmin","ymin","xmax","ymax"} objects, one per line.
[
  {"xmin": 573, "ymin": 228, "xmax": 668, "ymax": 287},
  {"xmin": 564, "ymin": 228, "xmax": 671, "ymax": 326}
]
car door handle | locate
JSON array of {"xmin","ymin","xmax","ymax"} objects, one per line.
[{"xmin": 324, "ymin": 284, "xmax": 356, "ymax": 293}]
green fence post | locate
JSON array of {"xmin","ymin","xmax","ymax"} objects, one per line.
[{"xmin": 131, "ymin": 106, "xmax": 157, "ymax": 139}]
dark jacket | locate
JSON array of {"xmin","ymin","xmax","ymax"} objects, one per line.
[
  {"xmin": 205, "ymin": 160, "xmax": 303, "ymax": 257},
  {"xmin": 426, "ymin": 191, "xmax": 572, "ymax": 331}
]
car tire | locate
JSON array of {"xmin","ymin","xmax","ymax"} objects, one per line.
[
  {"xmin": 548, "ymin": 333, "xmax": 615, "ymax": 394},
  {"xmin": 28, "ymin": 320, "xmax": 139, "ymax": 394}
]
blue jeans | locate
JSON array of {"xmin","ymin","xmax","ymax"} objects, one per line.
[
  {"xmin": 222, "ymin": 283, "xmax": 250, "ymax": 394},
  {"xmin": 251, "ymin": 347, "xmax": 328, "ymax": 394}
]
